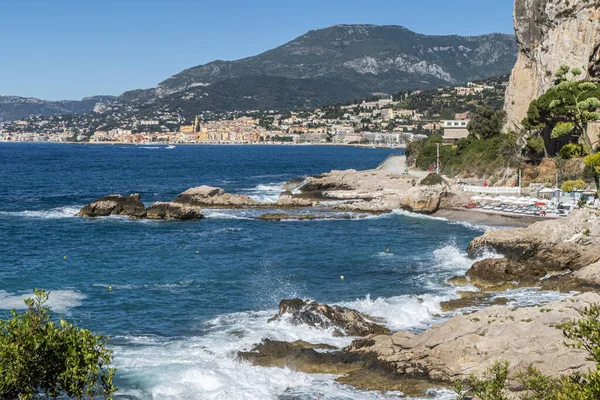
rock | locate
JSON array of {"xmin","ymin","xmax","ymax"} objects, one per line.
[
  {"xmin": 273, "ymin": 197, "xmax": 314, "ymax": 207},
  {"xmin": 572, "ymin": 260, "xmax": 600, "ymax": 286},
  {"xmin": 269, "ymin": 298, "xmax": 389, "ymax": 336},
  {"xmin": 175, "ymin": 185, "xmax": 260, "ymax": 207},
  {"xmin": 238, "ymin": 339, "xmax": 438, "ymax": 396},
  {"xmin": 398, "ymin": 184, "xmax": 446, "ymax": 214},
  {"xmin": 439, "ymin": 291, "xmax": 510, "ymax": 312},
  {"xmin": 258, "ymin": 213, "xmax": 318, "ymax": 221},
  {"xmin": 145, "ymin": 202, "xmax": 203, "ymax": 220},
  {"xmin": 299, "ymin": 170, "xmax": 356, "ymax": 194},
  {"xmin": 347, "ymin": 293, "xmax": 600, "ymax": 383},
  {"xmin": 238, "ymin": 339, "xmax": 377, "ymax": 374},
  {"xmin": 77, "ymin": 194, "xmax": 146, "ymax": 218},
  {"xmin": 504, "ymin": 0, "xmax": 600, "ymax": 130},
  {"xmin": 465, "ymin": 209, "xmax": 600, "ymax": 289}
]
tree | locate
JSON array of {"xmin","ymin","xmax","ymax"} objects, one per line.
[
  {"xmin": 0, "ymin": 289, "xmax": 117, "ymax": 399},
  {"xmin": 549, "ymin": 66, "xmax": 600, "ymax": 152},
  {"xmin": 467, "ymin": 106, "xmax": 506, "ymax": 140},
  {"xmin": 524, "ymin": 66, "xmax": 600, "ymax": 156}
]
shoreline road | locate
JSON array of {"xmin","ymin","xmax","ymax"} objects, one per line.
[{"xmin": 378, "ymin": 155, "xmax": 429, "ymax": 178}]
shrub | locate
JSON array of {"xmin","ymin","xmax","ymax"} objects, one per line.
[
  {"xmin": 420, "ymin": 173, "xmax": 444, "ymax": 186},
  {"xmin": 561, "ymin": 179, "xmax": 586, "ymax": 192},
  {"xmin": 525, "ymin": 136, "xmax": 545, "ymax": 157},
  {"xmin": 559, "ymin": 143, "xmax": 585, "ymax": 159},
  {"xmin": 0, "ymin": 289, "xmax": 117, "ymax": 399}
]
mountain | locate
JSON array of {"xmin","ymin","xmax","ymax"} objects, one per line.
[
  {"xmin": 0, "ymin": 95, "xmax": 115, "ymax": 121},
  {"xmin": 155, "ymin": 25, "xmax": 517, "ymax": 99},
  {"xmin": 1, "ymin": 24, "xmax": 518, "ymax": 121}
]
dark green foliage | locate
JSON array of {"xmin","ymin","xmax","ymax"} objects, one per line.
[
  {"xmin": 455, "ymin": 362, "xmax": 510, "ymax": 400},
  {"xmin": 523, "ymin": 66, "xmax": 600, "ymax": 155},
  {"xmin": 455, "ymin": 304, "xmax": 600, "ymax": 400},
  {"xmin": 525, "ymin": 136, "xmax": 546, "ymax": 158},
  {"xmin": 0, "ymin": 289, "xmax": 117, "ymax": 399},
  {"xmin": 420, "ymin": 173, "xmax": 444, "ymax": 186},
  {"xmin": 560, "ymin": 143, "xmax": 585, "ymax": 159},
  {"xmin": 407, "ymin": 132, "xmax": 519, "ymax": 177},
  {"xmin": 467, "ymin": 106, "xmax": 506, "ymax": 140}
]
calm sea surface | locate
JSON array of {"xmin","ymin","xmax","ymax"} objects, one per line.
[{"xmin": 0, "ymin": 143, "xmax": 529, "ymax": 399}]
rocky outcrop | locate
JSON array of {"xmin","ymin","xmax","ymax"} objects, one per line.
[
  {"xmin": 348, "ymin": 293, "xmax": 600, "ymax": 383},
  {"xmin": 78, "ymin": 194, "xmax": 203, "ymax": 220},
  {"xmin": 175, "ymin": 185, "xmax": 261, "ymax": 207},
  {"xmin": 269, "ymin": 298, "xmax": 389, "ymax": 337},
  {"xmin": 504, "ymin": 0, "xmax": 600, "ymax": 130},
  {"xmin": 146, "ymin": 202, "xmax": 203, "ymax": 220},
  {"xmin": 398, "ymin": 184, "xmax": 446, "ymax": 214},
  {"xmin": 465, "ymin": 208, "xmax": 600, "ymax": 290},
  {"xmin": 77, "ymin": 194, "xmax": 146, "ymax": 218}
]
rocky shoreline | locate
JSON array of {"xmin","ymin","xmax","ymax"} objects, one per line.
[
  {"xmin": 75, "ymin": 163, "xmax": 600, "ymax": 395},
  {"xmin": 235, "ymin": 207, "xmax": 600, "ymax": 395}
]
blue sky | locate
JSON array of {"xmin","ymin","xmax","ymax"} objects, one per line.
[{"xmin": 0, "ymin": 0, "xmax": 515, "ymax": 100}]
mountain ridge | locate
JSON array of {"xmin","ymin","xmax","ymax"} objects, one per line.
[{"xmin": 0, "ymin": 24, "xmax": 518, "ymax": 121}]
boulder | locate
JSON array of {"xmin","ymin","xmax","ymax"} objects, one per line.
[
  {"xmin": 347, "ymin": 293, "xmax": 600, "ymax": 383},
  {"xmin": 398, "ymin": 184, "xmax": 446, "ymax": 214},
  {"xmin": 145, "ymin": 202, "xmax": 202, "ymax": 220},
  {"xmin": 269, "ymin": 298, "xmax": 389, "ymax": 337},
  {"xmin": 77, "ymin": 194, "xmax": 146, "ymax": 218}
]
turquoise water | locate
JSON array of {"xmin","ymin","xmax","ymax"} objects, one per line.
[{"xmin": 0, "ymin": 143, "xmax": 493, "ymax": 399}]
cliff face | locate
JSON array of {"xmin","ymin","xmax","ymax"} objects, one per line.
[{"xmin": 504, "ymin": 0, "xmax": 600, "ymax": 131}]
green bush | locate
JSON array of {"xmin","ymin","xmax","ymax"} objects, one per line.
[
  {"xmin": 0, "ymin": 289, "xmax": 117, "ymax": 399},
  {"xmin": 561, "ymin": 179, "xmax": 586, "ymax": 192},
  {"xmin": 525, "ymin": 136, "xmax": 545, "ymax": 157},
  {"xmin": 420, "ymin": 173, "xmax": 444, "ymax": 186},
  {"xmin": 559, "ymin": 143, "xmax": 584, "ymax": 159}
]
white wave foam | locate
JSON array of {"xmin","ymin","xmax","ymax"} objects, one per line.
[
  {"xmin": 243, "ymin": 183, "xmax": 284, "ymax": 203},
  {"xmin": 0, "ymin": 290, "xmax": 85, "ymax": 313},
  {"xmin": 0, "ymin": 206, "xmax": 80, "ymax": 219},
  {"xmin": 202, "ymin": 210, "xmax": 254, "ymax": 220},
  {"xmin": 341, "ymin": 293, "xmax": 448, "ymax": 331}
]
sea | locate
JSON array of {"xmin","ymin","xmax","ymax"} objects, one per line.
[{"xmin": 0, "ymin": 143, "xmax": 566, "ymax": 400}]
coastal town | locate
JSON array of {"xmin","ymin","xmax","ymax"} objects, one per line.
[{"xmin": 0, "ymin": 79, "xmax": 504, "ymax": 146}]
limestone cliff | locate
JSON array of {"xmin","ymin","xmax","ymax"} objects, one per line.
[{"xmin": 504, "ymin": 0, "xmax": 600, "ymax": 131}]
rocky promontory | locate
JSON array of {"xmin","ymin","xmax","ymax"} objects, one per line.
[{"xmin": 464, "ymin": 208, "xmax": 600, "ymax": 291}]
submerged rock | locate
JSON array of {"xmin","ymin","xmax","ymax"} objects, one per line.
[
  {"xmin": 238, "ymin": 339, "xmax": 441, "ymax": 396},
  {"xmin": 77, "ymin": 194, "xmax": 146, "ymax": 218},
  {"xmin": 269, "ymin": 298, "xmax": 389, "ymax": 336},
  {"xmin": 145, "ymin": 202, "xmax": 203, "ymax": 220}
]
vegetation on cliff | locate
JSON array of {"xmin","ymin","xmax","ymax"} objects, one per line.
[{"xmin": 407, "ymin": 106, "xmax": 520, "ymax": 178}]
